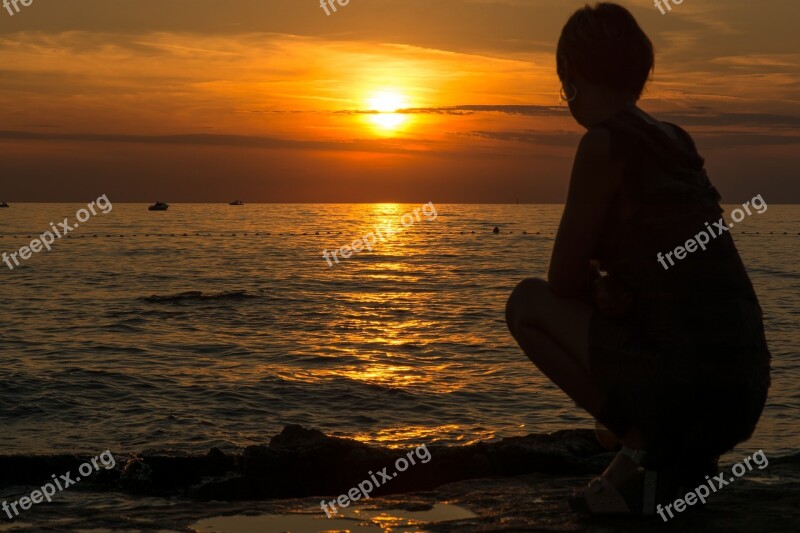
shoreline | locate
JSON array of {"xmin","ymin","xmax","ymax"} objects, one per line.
[{"xmin": 1, "ymin": 426, "xmax": 798, "ymax": 531}]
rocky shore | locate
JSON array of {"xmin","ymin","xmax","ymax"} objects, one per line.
[{"xmin": 1, "ymin": 425, "xmax": 797, "ymax": 531}]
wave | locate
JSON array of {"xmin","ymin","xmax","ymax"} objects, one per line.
[{"xmin": 141, "ymin": 290, "xmax": 259, "ymax": 303}]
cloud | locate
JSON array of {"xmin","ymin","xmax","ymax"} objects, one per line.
[
  {"xmin": 465, "ymin": 129, "xmax": 579, "ymax": 146},
  {"xmin": 0, "ymin": 130, "xmax": 435, "ymax": 154},
  {"xmin": 337, "ymin": 105, "xmax": 567, "ymax": 116},
  {"xmin": 693, "ymin": 132, "xmax": 800, "ymax": 147},
  {"xmin": 660, "ymin": 111, "xmax": 800, "ymax": 129}
]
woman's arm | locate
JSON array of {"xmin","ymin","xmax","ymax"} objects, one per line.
[{"xmin": 548, "ymin": 127, "xmax": 623, "ymax": 300}]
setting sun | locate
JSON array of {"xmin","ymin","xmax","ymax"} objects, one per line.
[
  {"xmin": 367, "ymin": 90, "xmax": 409, "ymax": 133},
  {"xmin": 368, "ymin": 91, "xmax": 406, "ymax": 112}
]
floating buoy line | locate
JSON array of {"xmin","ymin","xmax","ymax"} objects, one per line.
[{"xmin": 0, "ymin": 230, "xmax": 795, "ymax": 239}]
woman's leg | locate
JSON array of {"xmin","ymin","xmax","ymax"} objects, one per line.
[
  {"xmin": 506, "ymin": 277, "xmax": 658, "ymax": 505},
  {"xmin": 505, "ymin": 278, "xmax": 607, "ymax": 419},
  {"xmin": 507, "ymin": 278, "xmax": 653, "ymax": 490}
]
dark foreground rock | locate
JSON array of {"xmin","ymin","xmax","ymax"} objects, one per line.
[
  {"xmin": 0, "ymin": 425, "xmax": 611, "ymax": 499},
  {"xmin": 1, "ymin": 426, "xmax": 798, "ymax": 531},
  {"xmin": 197, "ymin": 425, "xmax": 611, "ymax": 500}
]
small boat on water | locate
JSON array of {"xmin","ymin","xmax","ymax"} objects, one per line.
[
  {"xmin": 148, "ymin": 201, "xmax": 169, "ymax": 211},
  {"xmin": 229, "ymin": 200, "xmax": 244, "ymax": 206},
  {"xmin": 0, "ymin": 201, "xmax": 9, "ymax": 208}
]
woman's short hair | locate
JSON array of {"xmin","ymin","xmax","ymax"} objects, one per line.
[{"xmin": 557, "ymin": 3, "xmax": 654, "ymax": 99}]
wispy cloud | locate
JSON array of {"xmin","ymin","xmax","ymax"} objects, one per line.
[
  {"xmin": 0, "ymin": 130, "xmax": 436, "ymax": 154},
  {"xmin": 337, "ymin": 105, "xmax": 567, "ymax": 116}
]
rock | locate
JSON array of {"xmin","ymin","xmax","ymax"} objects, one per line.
[{"xmin": 195, "ymin": 425, "xmax": 608, "ymax": 500}]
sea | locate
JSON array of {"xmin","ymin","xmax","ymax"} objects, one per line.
[{"xmin": 0, "ymin": 203, "xmax": 797, "ymax": 530}]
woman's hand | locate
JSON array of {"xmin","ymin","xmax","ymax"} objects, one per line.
[
  {"xmin": 587, "ymin": 260, "xmax": 602, "ymax": 288},
  {"xmin": 591, "ymin": 274, "xmax": 634, "ymax": 317}
]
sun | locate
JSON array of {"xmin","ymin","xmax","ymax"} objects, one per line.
[
  {"xmin": 369, "ymin": 92, "xmax": 406, "ymax": 113},
  {"xmin": 366, "ymin": 91, "xmax": 409, "ymax": 133}
]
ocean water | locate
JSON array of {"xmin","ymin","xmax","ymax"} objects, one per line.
[{"xmin": 0, "ymin": 203, "xmax": 798, "ymax": 459}]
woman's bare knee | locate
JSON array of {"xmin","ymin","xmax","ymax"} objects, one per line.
[
  {"xmin": 506, "ymin": 277, "xmax": 592, "ymax": 372},
  {"xmin": 506, "ymin": 277, "xmax": 552, "ymax": 334}
]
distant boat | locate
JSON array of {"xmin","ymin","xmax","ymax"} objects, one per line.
[
  {"xmin": 0, "ymin": 201, "xmax": 9, "ymax": 208},
  {"xmin": 229, "ymin": 200, "xmax": 244, "ymax": 206},
  {"xmin": 148, "ymin": 201, "xmax": 169, "ymax": 211}
]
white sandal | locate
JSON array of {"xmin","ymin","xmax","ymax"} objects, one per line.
[{"xmin": 574, "ymin": 446, "xmax": 660, "ymax": 516}]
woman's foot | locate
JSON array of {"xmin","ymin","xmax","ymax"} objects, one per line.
[
  {"xmin": 572, "ymin": 447, "xmax": 663, "ymax": 515},
  {"xmin": 601, "ymin": 446, "xmax": 644, "ymax": 487}
]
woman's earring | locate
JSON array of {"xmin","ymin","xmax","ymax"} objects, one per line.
[{"xmin": 560, "ymin": 83, "xmax": 578, "ymax": 103}]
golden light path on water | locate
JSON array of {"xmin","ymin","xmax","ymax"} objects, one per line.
[{"xmin": 348, "ymin": 424, "xmax": 503, "ymax": 448}]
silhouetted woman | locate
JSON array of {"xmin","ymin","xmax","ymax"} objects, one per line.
[{"xmin": 505, "ymin": 2, "xmax": 770, "ymax": 516}]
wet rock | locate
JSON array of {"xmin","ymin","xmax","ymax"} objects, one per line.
[{"xmin": 195, "ymin": 425, "xmax": 608, "ymax": 500}]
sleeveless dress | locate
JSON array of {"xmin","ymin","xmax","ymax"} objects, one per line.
[{"xmin": 587, "ymin": 108, "xmax": 771, "ymax": 471}]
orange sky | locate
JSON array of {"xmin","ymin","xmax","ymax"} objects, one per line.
[{"xmin": 0, "ymin": 0, "xmax": 798, "ymax": 202}]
